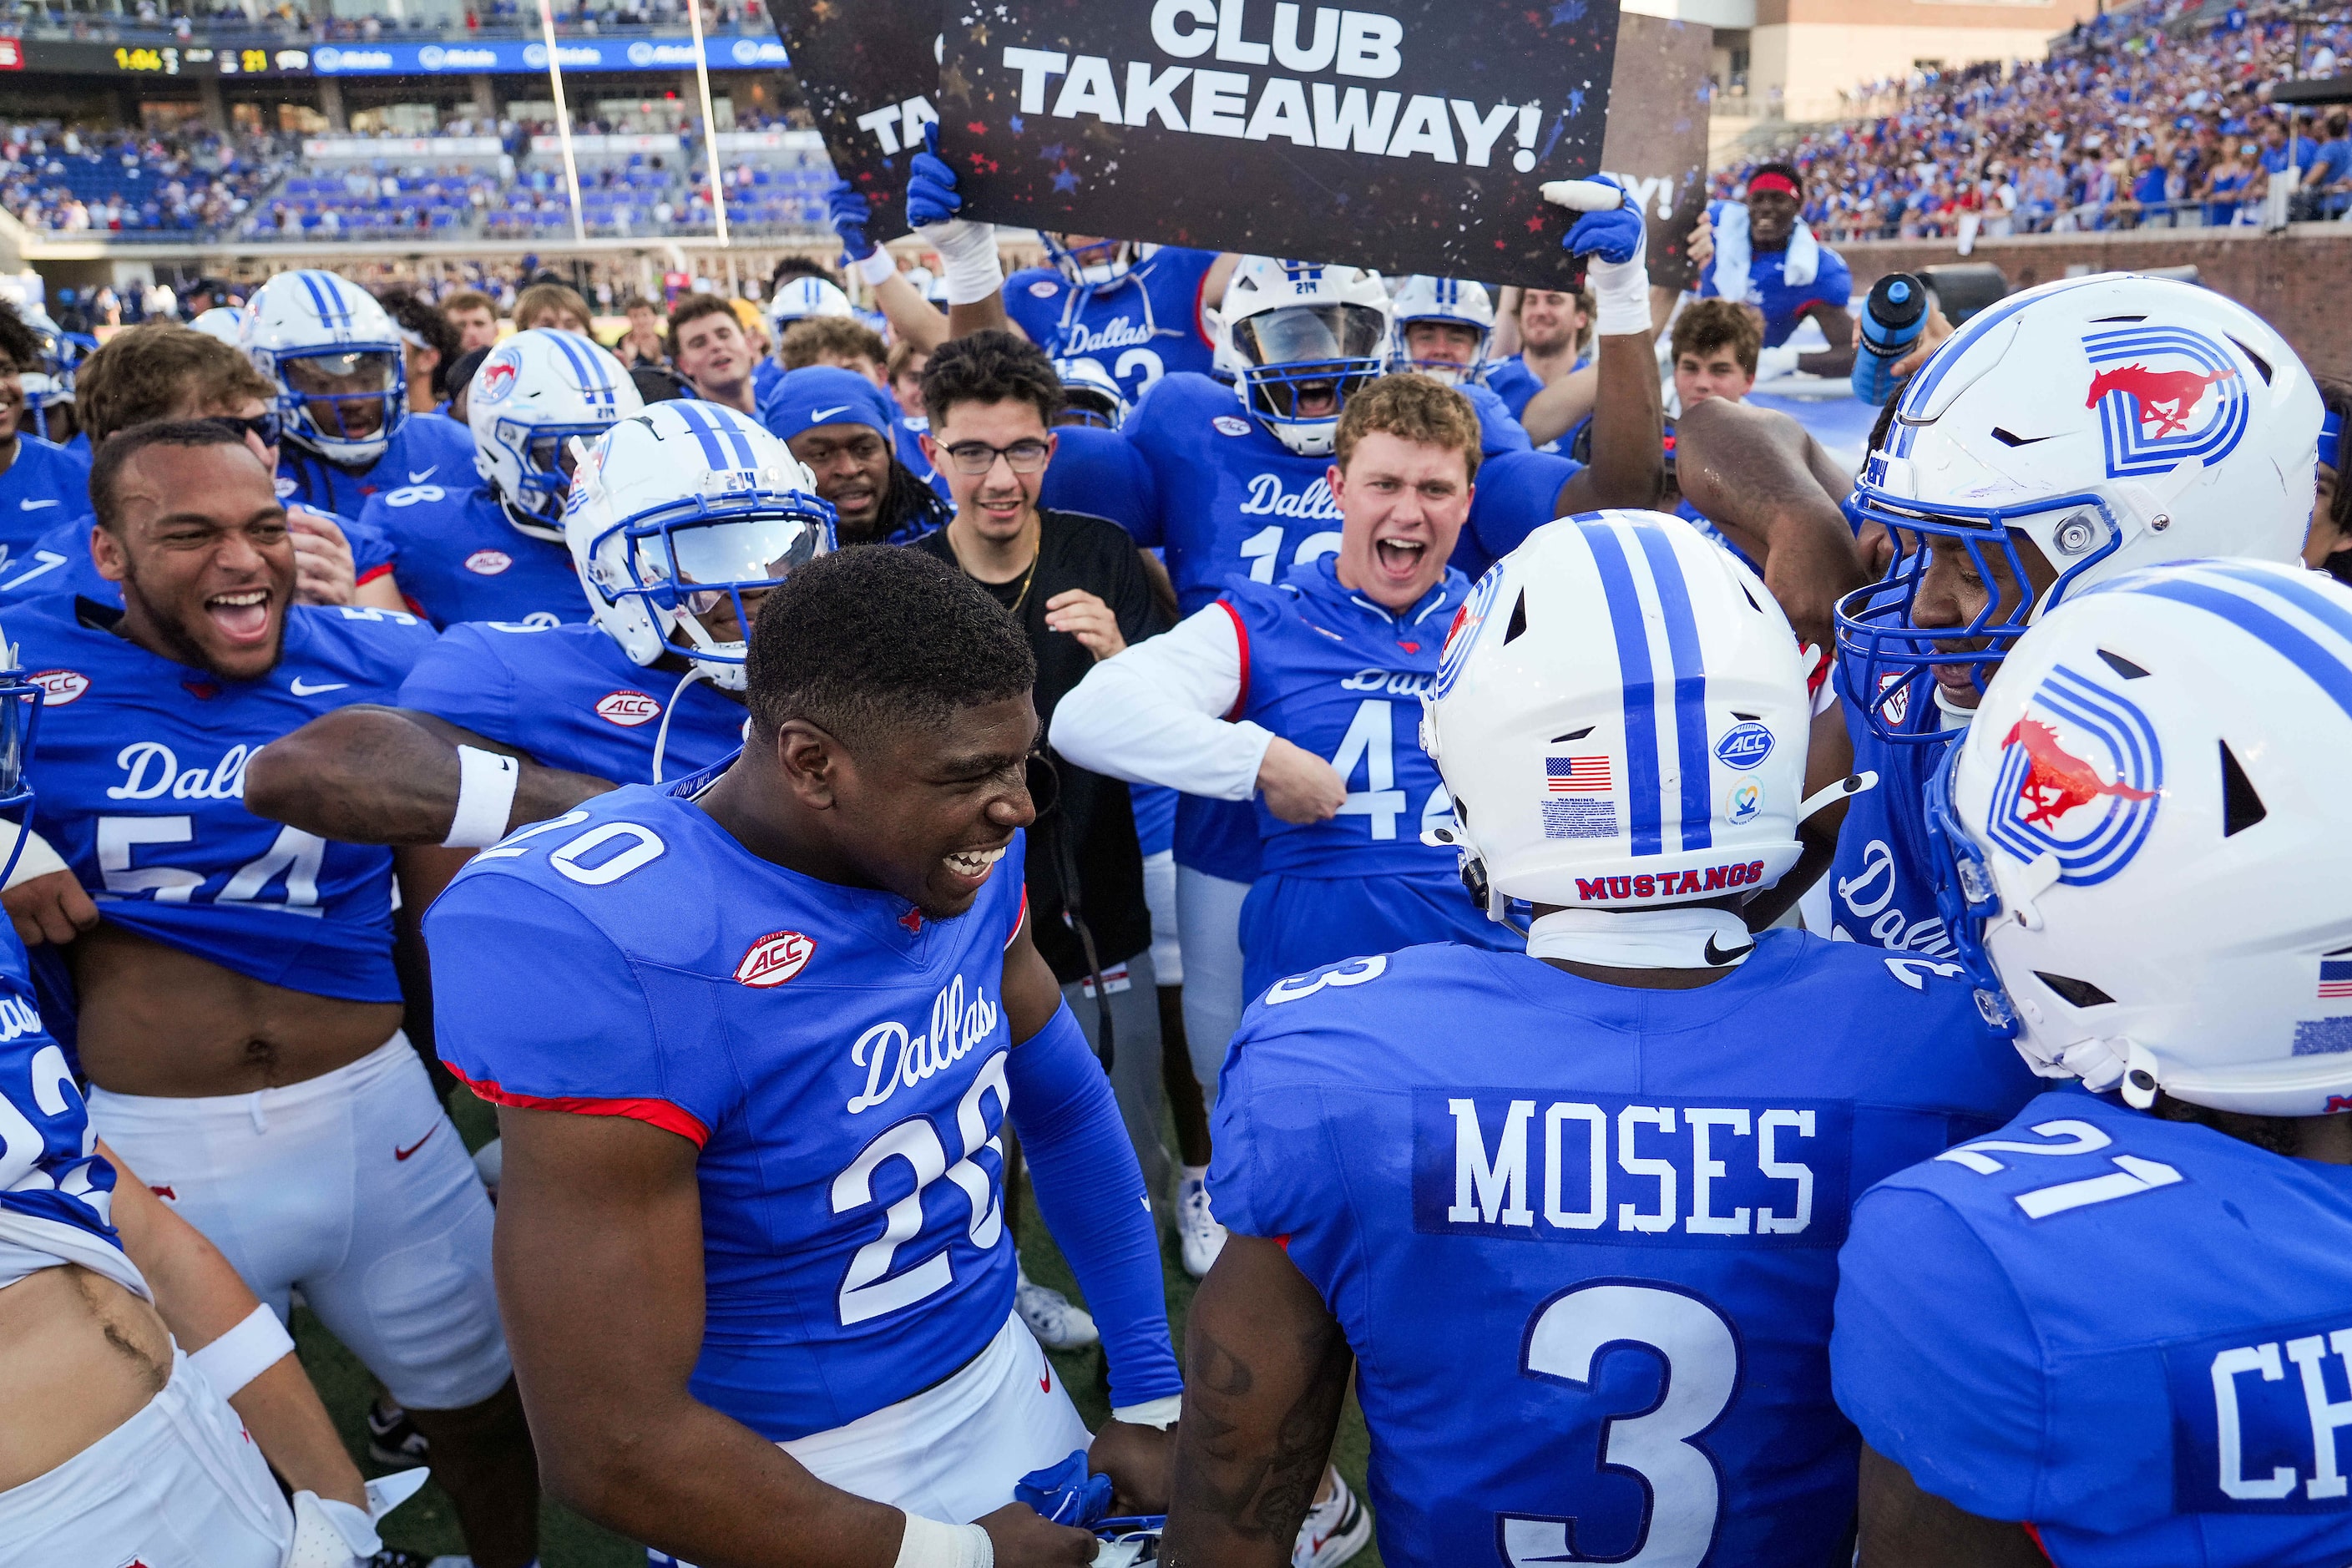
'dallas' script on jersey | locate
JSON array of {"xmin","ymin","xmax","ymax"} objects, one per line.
[{"xmin": 938, "ymin": 0, "xmax": 1623, "ymax": 288}]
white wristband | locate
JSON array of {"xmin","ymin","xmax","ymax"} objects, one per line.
[
  {"xmin": 444, "ymin": 745, "xmax": 521, "ymax": 849},
  {"xmin": 1111, "ymin": 1393, "xmax": 1183, "ymax": 1429},
  {"xmin": 854, "ymin": 245, "xmax": 901, "ymax": 287},
  {"xmin": 893, "ymin": 1513, "xmax": 994, "ymax": 1568},
  {"xmin": 923, "ymin": 217, "xmax": 1005, "ymax": 306},
  {"xmin": 190, "ymin": 1302, "xmax": 295, "ymax": 1401},
  {"xmin": 1589, "ymin": 236, "xmax": 1654, "ymax": 340},
  {"xmin": 0, "ymin": 822, "xmax": 66, "ymax": 888}
]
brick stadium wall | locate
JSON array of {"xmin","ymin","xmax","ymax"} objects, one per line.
[{"xmin": 1837, "ymin": 225, "xmax": 2352, "ymax": 384}]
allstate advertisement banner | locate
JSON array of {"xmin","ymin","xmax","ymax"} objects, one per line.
[
  {"xmin": 937, "ymin": 0, "xmax": 1621, "ymax": 289},
  {"xmin": 306, "ymin": 33, "xmax": 789, "ymax": 75},
  {"xmin": 760, "ymin": 0, "xmax": 936, "ymax": 243}
]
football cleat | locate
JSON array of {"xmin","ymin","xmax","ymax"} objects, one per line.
[
  {"xmin": 1015, "ymin": 1264, "xmax": 1100, "ymax": 1350},
  {"xmin": 1291, "ymin": 1472, "xmax": 1372, "ymax": 1568},
  {"xmin": 365, "ymin": 1397, "xmax": 430, "ymax": 1469},
  {"xmin": 1176, "ymin": 1175, "xmax": 1227, "ymax": 1279}
]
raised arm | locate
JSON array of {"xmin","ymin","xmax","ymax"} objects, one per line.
[
  {"xmin": 1546, "ymin": 180, "xmax": 1664, "ymax": 513},
  {"xmin": 1669, "ymin": 395, "xmax": 1865, "ymax": 652},
  {"xmin": 1160, "ymin": 1233, "xmax": 1354, "ymax": 1568},
  {"xmin": 241, "ymin": 705, "xmax": 616, "ymax": 846},
  {"xmin": 902, "ymin": 124, "xmax": 1015, "ymax": 340}
]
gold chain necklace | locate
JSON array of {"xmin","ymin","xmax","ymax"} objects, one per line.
[{"xmin": 950, "ymin": 517, "xmax": 1041, "ymax": 615}]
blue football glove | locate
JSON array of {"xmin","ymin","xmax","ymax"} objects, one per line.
[
  {"xmin": 907, "ymin": 120, "xmax": 964, "ymax": 230},
  {"xmin": 1014, "ymin": 1449, "xmax": 1115, "ymax": 1526},
  {"xmin": 1564, "ymin": 175, "xmax": 1644, "ymax": 266},
  {"xmin": 825, "ymin": 178, "xmax": 874, "ymax": 260}
]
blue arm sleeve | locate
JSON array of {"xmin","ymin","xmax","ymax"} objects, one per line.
[{"xmin": 1006, "ymin": 1002, "xmax": 1182, "ymax": 1409}]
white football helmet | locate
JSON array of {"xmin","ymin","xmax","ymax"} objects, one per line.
[
  {"xmin": 1420, "ymin": 510, "xmax": 1811, "ymax": 916},
  {"xmin": 244, "ymin": 269, "xmax": 408, "ymax": 467},
  {"xmin": 565, "ymin": 399, "xmax": 835, "ymax": 693},
  {"xmin": 1386, "ymin": 276, "xmax": 1495, "ymax": 387},
  {"xmin": 468, "ymin": 328, "xmax": 645, "ymax": 542},
  {"xmin": 1837, "ymin": 272, "xmax": 2319, "ymax": 744},
  {"xmin": 12, "ymin": 303, "xmax": 87, "ymax": 443},
  {"xmin": 190, "ymin": 306, "xmax": 249, "ymax": 347},
  {"xmin": 1221, "ymin": 256, "xmax": 1389, "ymax": 457},
  {"xmin": 766, "ymin": 276, "xmax": 853, "ymax": 353},
  {"xmin": 1055, "ymin": 357, "xmax": 1128, "ymax": 430},
  {"xmin": 1930, "ymin": 558, "xmax": 2352, "ymax": 1117},
  {"xmin": 1042, "ymin": 235, "xmax": 1143, "ymax": 290}
]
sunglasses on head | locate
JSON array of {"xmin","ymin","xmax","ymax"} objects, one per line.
[{"xmin": 203, "ymin": 411, "xmax": 283, "ymax": 449}]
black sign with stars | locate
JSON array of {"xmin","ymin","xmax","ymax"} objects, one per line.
[
  {"xmin": 761, "ymin": 0, "xmax": 938, "ymax": 241},
  {"xmin": 936, "ymin": 0, "xmax": 1621, "ymax": 289}
]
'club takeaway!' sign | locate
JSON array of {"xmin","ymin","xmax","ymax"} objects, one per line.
[
  {"xmin": 762, "ymin": 0, "xmax": 938, "ymax": 239},
  {"xmin": 938, "ymin": 0, "xmax": 1621, "ymax": 289}
]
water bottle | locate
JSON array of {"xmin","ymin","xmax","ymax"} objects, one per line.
[{"xmin": 1853, "ymin": 272, "xmax": 1930, "ymax": 407}]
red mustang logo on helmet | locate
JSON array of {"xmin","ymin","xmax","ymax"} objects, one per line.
[
  {"xmin": 2084, "ymin": 363, "xmax": 2238, "ymax": 438},
  {"xmin": 2003, "ymin": 718, "xmax": 2159, "ymax": 827}
]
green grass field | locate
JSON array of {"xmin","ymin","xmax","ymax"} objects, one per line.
[{"xmin": 306, "ymin": 1085, "xmax": 1383, "ymax": 1565}]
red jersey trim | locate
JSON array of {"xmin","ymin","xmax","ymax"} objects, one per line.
[
  {"xmin": 355, "ymin": 561, "xmax": 395, "ymax": 587},
  {"xmin": 1006, "ymin": 885, "xmax": 1029, "ymax": 949},
  {"xmin": 443, "ymin": 1060, "xmax": 711, "ymax": 1148},
  {"xmin": 1217, "ymin": 598, "xmax": 1252, "ymax": 721},
  {"xmin": 1192, "ymin": 264, "xmax": 1217, "ymax": 351}
]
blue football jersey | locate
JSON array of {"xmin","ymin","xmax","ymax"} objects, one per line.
[
  {"xmin": 1700, "ymin": 236, "xmax": 1856, "ymax": 350},
  {"xmin": 1452, "ymin": 449, "xmax": 1585, "ymax": 580},
  {"xmin": 16, "ymin": 598, "xmax": 432, "ymax": 1001},
  {"xmin": 1483, "ymin": 357, "xmax": 1543, "ymax": 421},
  {"xmin": 895, "ymin": 412, "xmax": 951, "ymax": 503},
  {"xmin": 0, "ymin": 435, "xmax": 89, "ymax": 559},
  {"xmin": 275, "ymin": 409, "xmax": 476, "ymax": 518},
  {"xmin": 0, "ymin": 922, "xmax": 134, "ymax": 1292},
  {"xmin": 428, "ymin": 787, "xmax": 1038, "ymax": 1440},
  {"xmin": 1834, "ymin": 1090, "xmax": 2352, "ymax": 1568},
  {"xmin": 1004, "ymin": 249, "xmax": 1222, "ymax": 405},
  {"xmin": 1211, "ymin": 934, "xmax": 2036, "ymax": 1566},
  {"xmin": 1823, "ymin": 669, "xmax": 1958, "ymax": 956},
  {"xmin": 397, "ymin": 621, "xmax": 747, "ymax": 786},
  {"xmin": 0, "ymin": 506, "xmax": 395, "ymax": 611},
  {"xmin": 360, "ymin": 483, "xmax": 587, "ymax": 629},
  {"xmin": 1038, "ymin": 423, "xmax": 1160, "ymax": 543}
]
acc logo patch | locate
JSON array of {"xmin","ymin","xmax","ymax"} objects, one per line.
[
  {"xmin": 1727, "ymin": 781, "xmax": 1761, "ymax": 824},
  {"xmin": 1714, "ymin": 721, "xmax": 1774, "ymax": 770},
  {"xmin": 2081, "ymin": 324, "xmax": 2248, "ymax": 478},
  {"xmin": 1985, "ymin": 662, "xmax": 2162, "ymax": 887},
  {"xmin": 734, "ymin": 929, "xmax": 815, "ymax": 988},
  {"xmin": 473, "ymin": 348, "xmax": 522, "ymax": 406},
  {"xmin": 1211, "ymin": 414, "xmax": 1252, "ymax": 438},
  {"xmin": 594, "ymin": 690, "xmax": 661, "ymax": 727},
  {"xmin": 1028, "ymin": 280, "xmax": 1060, "ymax": 298},
  {"xmin": 1434, "ymin": 566, "xmax": 1505, "ymax": 700},
  {"xmin": 463, "ymin": 549, "xmax": 513, "ymax": 576},
  {"xmin": 29, "ymin": 669, "xmax": 88, "ymax": 706}
]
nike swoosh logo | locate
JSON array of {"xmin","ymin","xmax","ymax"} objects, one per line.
[
  {"xmin": 407, "ymin": 466, "xmax": 438, "ymax": 483},
  {"xmin": 290, "ymin": 678, "xmax": 350, "ymax": 696},
  {"xmin": 810, "ymin": 405, "xmax": 852, "ymax": 421},
  {"xmin": 17, "ymin": 498, "xmax": 58, "ymax": 510},
  {"xmin": 394, "ymin": 1125, "xmax": 438, "ymax": 1161},
  {"xmin": 1703, "ymin": 933, "xmax": 1755, "ymax": 967}
]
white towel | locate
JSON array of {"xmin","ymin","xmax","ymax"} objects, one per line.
[{"xmin": 1710, "ymin": 197, "xmax": 1819, "ymax": 303}]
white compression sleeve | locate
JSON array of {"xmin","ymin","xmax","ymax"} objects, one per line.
[
  {"xmin": 443, "ymin": 746, "xmax": 520, "ymax": 849},
  {"xmin": 1049, "ymin": 604, "xmax": 1272, "ymax": 798}
]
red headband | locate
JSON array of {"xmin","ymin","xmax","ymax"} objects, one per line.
[{"xmin": 1746, "ymin": 172, "xmax": 1799, "ymax": 198}]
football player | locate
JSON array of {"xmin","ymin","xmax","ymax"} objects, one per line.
[
  {"xmin": 361, "ymin": 326, "xmax": 645, "ymax": 627},
  {"xmin": 1481, "ymin": 286, "xmax": 1592, "ymax": 424},
  {"xmin": 1161, "ymin": 510, "xmax": 2036, "ymax": 1567},
  {"xmin": 1692, "ymin": 161, "xmax": 1857, "ymax": 377},
  {"xmin": 1834, "ymin": 559, "xmax": 2352, "ymax": 1568},
  {"xmin": 1384, "ymin": 276, "xmax": 1495, "ymax": 387},
  {"xmin": 0, "ymin": 636, "xmax": 411, "ymax": 1567},
  {"xmin": 243, "ymin": 400, "xmax": 826, "ymax": 857},
  {"xmin": 0, "ymin": 301, "xmax": 91, "ymax": 551},
  {"xmin": 427, "ymin": 546, "xmax": 1180, "ymax": 1565},
  {"xmin": 760, "ymin": 365, "xmax": 951, "ymax": 545},
  {"xmin": 243, "ymin": 269, "xmax": 476, "ymax": 518},
  {"xmin": 0, "ymin": 422, "xmax": 539, "ymax": 1567},
  {"xmin": 1787, "ymin": 275, "xmax": 2315, "ymax": 953}
]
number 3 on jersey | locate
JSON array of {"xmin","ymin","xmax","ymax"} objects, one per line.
[{"xmin": 1503, "ymin": 1283, "xmax": 1740, "ymax": 1568}]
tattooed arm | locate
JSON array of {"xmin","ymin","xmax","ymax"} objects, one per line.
[{"xmin": 1161, "ymin": 1234, "xmax": 1355, "ymax": 1568}]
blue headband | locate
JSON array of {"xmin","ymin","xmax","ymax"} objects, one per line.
[
  {"xmin": 2324, "ymin": 407, "xmax": 2344, "ymax": 473},
  {"xmin": 761, "ymin": 365, "xmax": 898, "ymax": 444}
]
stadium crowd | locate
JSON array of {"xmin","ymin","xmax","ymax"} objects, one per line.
[
  {"xmin": 1, "ymin": 84, "xmax": 2350, "ymax": 1568},
  {"xmin": 1755, "ymin": 3, "xmax": 2352, "ymax": 236}
]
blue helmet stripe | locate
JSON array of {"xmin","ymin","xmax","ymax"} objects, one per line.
[
  {"xmin": 1574, "ymin": 518, "xmax": 1663, "ymax": 856},
  {"xmin": 1632, "ymin": 523, "xmax": 1713, "ymax": 852},
  {"xmin": 297, "ymin": 269, "xmax": 337, "ymax": 326},
  {"xmin": 669, "ymin": 401, "xmax": 733, "ymax": 469},
  {"xmin": 2128, "ymin": 576, "xmax": 2352, "ymax": 727},
  {"xmin": 2195, "ymin": 559, "xmax": 2352, "ymax": 652},
  {"xmin": 705, "ymin": 405, "xmax": 761, "ymax": 468},
  {"xmin": 1892, "ymin": 285, "xmax": 2048, "ymax": 458},
  {"xmin": 545, "ymin": 330, "xmax": 613, "ymax": 407}
]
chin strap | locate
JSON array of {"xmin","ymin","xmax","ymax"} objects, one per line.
[
  {"xmin": 1526, "ymin": 906, "xmax": 1756, "ymax": 971},
  {"xmin": 649, "ymin": 664, "xmax": 710, "ymax": 786},
  {"xmin": 1798, "ymin": 770, "xmax": 1878, "ymax": 826}
]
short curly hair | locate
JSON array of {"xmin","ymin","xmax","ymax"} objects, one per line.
[
  {"xmin": 746, "ymin": 544, "xmax": 1035, "ymax": 749},
  {"xmin": 919, "ymin": 329, "xmax": 1064, "ymax": 429},
  {"xmin": 1333, "ymin": 372, "xmax": 1483, "ymax": 481}
]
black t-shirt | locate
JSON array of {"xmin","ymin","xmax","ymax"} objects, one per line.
[{"xmin": 915, "ymin": 509, "xmax": 1169, "ymax": 984}]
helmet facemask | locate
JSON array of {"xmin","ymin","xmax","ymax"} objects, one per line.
[
  {"xmin": 1232, "ymin": 301, "xmax": 1385, "ymax": 457},
  {"xmin": 276, "ymin": 346, "xmax": 404, "ymax": 463}
]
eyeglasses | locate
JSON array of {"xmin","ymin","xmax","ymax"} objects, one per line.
[
  {"xmin": 203, "ymin": 411, "xmax": 283, "ymax": 448},
  {"xmin": 940, "ymin": 438, "xmax": 1051, "ymax": 476}
]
